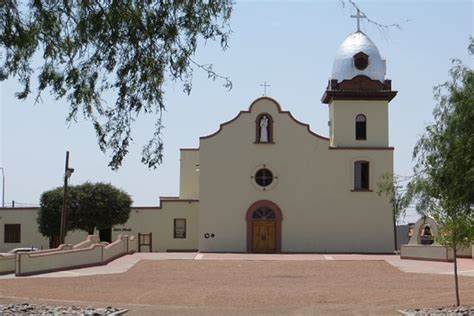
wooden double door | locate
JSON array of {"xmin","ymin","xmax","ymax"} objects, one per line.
[{"xmin": 252, "ymin": 220, "xmax": 276, "ymax": 253}]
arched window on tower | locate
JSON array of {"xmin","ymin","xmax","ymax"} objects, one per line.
[
  {"xmin": 355, "ymin": 114, "xmax": 367, "ymax": 140},
  {"xmin": 255, "ymin": 113, "xmax": 273, "ymax": 143}
]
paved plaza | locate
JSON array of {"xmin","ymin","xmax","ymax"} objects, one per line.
[{"xmin": 0, "ymin": 253, "xmax": 473, "ymax": 315}]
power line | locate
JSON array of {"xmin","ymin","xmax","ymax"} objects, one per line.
[{"xmin": 344, "ymin": 0, "xmax": 410, "ymax": 31}]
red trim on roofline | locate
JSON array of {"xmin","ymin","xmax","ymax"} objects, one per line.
[
  {"xmin": 1, "ymin": 198, "xmax": 200, "ymax": 212},
  {"xmin": 200, "ymin": 97, "xmax": 329, "ymax": 141}
]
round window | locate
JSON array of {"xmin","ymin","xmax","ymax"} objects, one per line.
[{"xmin": 255, "ymin": 168, "xmax": 273, "ymax": 187}]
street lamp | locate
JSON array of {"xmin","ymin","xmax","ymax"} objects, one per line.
[
  {"xmin": 0, "ymin": 167, "xmax": 4, "ymax": 208},
  {"xmin": 59, "ymin": 151, "xmax": 74, "ymax": 245}
]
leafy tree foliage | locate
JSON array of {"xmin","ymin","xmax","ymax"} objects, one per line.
[
  {"xmin": 407, "ymin": 40, "xmax": 474, "ymax": 306},
  {"xmin": 377, "ymin": 173, "xmax": 411, "ymax": 224},
  {"xmin": 377, "ymin": 173, "xmax": 412, "ymax": 251},
  {"xmin": 1, "ymin": 1, "xmax": 232, "ymax": 169},
  {"xmin": 72, "ymin": 182, "xmax": 132, "ymax": 235},
  {"xmin": 38, "ymin": 182, "xmax": 132, "ymax": 243},
  {"xmin": 38, "ymin": 186, "xmax": 79, "ymax": 247}
]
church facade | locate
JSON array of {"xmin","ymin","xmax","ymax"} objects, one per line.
[{"xmin": 0, "ymin": 31, "xmax": 398, "ymax": 253}]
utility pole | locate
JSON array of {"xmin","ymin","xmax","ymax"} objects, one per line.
[
  {"xmin": 0, "ymin": 167, "xmax": 4, "ymax": 208},
  {"xmin": 59, "ymin": 151, "xmax": 74, "ymax": 245}
]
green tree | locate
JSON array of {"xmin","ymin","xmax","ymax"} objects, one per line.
[
  {"xmin": 38, "ymin": 186, "xmax": 78, "ymax": 248},
  {"xmin": 72, "ymin": 182, "xmax": 132, "ymax": 235},
  {"xmin": 377, "ymin": 173, "xmax": 412, "ymax": 251},
  {"xmin": 0, "ymin": 1, "xmax": 232, "ymax": 169},
  {"xmin": 407, "ymin": 40, "xmax": 474, "ymax": 306}
]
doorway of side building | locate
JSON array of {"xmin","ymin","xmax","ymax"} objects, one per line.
[
  {"xmin": 99, "ymin": 228, "xmax": 112, "ymax": 243},
  {"xmin": 246, "ymin": 200, "xmax": 282, "ymax": 253}
]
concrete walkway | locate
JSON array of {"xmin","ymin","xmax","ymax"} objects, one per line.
[
  {"xmin": 1, "ymin": 252, "xmax": 473, "ymax": 279},
  {"xmin": 198, "ymin": 253, "xmax": 474, "ymax": 277}
]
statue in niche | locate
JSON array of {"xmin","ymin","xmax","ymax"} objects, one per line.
[
  {"xmin": 420, "ymin": 224, "xmax": 434, "ymax": 245},
  {"xmin": 259, "ymin": 115, "xmax": 269, "ymax": 142},
  {"xmin": 423, "ymin": 225, "xmax": 432, "ymax": 236}
]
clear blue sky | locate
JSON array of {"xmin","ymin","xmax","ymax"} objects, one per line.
[{"xmin": 0, "ymin": 1, "xmax": 472, "ymax": 223}]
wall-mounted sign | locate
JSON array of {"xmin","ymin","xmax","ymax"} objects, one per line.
[{"xmin": 113, "ymin": 228, "xmax": 132, "ymax": 232}]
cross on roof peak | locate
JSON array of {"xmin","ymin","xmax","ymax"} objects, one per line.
[
  {"xmin": 260, "ymin": 81, "xmax": 271, "ymax": 96},
  {"xmin": 350, "ymin": 8, "xmax": 366, "ymax": 32}
]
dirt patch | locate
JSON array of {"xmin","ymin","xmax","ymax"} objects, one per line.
[{"xmin": 0, "ymin": 260, "xmax": 472, "ymax": 315}]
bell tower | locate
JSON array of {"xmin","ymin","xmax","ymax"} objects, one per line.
[{"xmin": 321, "ymin": 31, "xmax": 397, "ymax": 148}]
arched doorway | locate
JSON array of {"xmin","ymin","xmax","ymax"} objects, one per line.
[{"xmin": 246, "ymin": 200, "xmax": 282, "ymax": 253}]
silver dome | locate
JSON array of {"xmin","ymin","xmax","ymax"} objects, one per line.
[{"xmin": 331, "ymin": 32, "xmax": 386, "ymax": 82}]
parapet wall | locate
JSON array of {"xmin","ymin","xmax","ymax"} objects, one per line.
[
  {"xmin": 0, "ymin": 244, "xmax": 73, "ymax": 275},
  {"xmin": 401, "ymin": 244, "xmax": 454, "ymax": 262},
  {"xmin": 16, "ymin": 235, "xmax": 136, "ymax": 276},
  {"xmin": 73, "ymin": 235, "xmax": 101, "ymax": 249},
  {"xmin": 457, "ymin": 245, "xmax": 473, "ymax": 258},
  {"xmin": 0, "ymin": 254, "xmax": 15, "ymax": 275}
]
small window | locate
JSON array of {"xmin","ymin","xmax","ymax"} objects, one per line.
[
  {"xmin": 174, "ymin": 219, "xmax": 186, "ymax": 239},
  {"xmin": 256, "ymin": 113, "xmax": 273, "ymax": 143},
  {"xmin": 355, "ymin": 114, "xmax": 367, "ymax": 140},
  {"xmin": 252, "ymin": 207, "xmax": 276, "ymax": 220},
  {"xmin": 255, "ymin": 168, "xmax": 273, "ymax": 187},
  {"xmin": 4, "ymin": 224, "xmax": 21, "ymax": 243},
  {"xmin": 354, "ymin": 161, "xmax": 369, "ymax": 190},
  {"xmin": 353, "ymin": 52, "xmax": 369, "ymax": 70}
]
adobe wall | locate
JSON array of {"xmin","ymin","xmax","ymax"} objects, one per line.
[
  {"xmin": 112, "ymin": 200, "xmax": 199, "ymax": 252},
  {"xmin": 199, "ymin": 98, "xmax": 394, "ymax": 253},
  {"xmin": 0, "ymin": 208, "xmax": 87, "ymax": 252}
]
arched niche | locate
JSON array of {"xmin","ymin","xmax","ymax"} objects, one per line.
[
  {"xmin": 255, "ymin": 113, "xmax": 274, "ymax": 144},
  {"xmin": 408, "ymin": 216, "xmax": 439, "ymax": 245}
]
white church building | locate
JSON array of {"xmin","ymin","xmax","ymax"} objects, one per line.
[{"xmin": 0, "ymin": 31, "xmax": 398, "ymax": 254}]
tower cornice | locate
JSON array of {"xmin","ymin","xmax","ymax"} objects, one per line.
[{"xmin": 321, "ymin": 75, "xmax": 397, "ymax": 104}]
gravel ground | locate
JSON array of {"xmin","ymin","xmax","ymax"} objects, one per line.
[
  {"xmin": 0, "ymin": 260, "xmax": 473, "ymax": 315},
  {"xmin": 400, "ymin": 306, "xmax": 474, "ymax": 315},
  {"xmin": 0, "ymin": 303, "xmax": 127, "ymax": 315}
]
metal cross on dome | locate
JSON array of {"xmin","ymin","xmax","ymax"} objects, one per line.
[
  {"xmin": 260, "ymin": 81, "xmax": 271, "ymax": 96},
  {"xmin": 350, "ymin": 8, "xmax": 366, "ymax": 32}
]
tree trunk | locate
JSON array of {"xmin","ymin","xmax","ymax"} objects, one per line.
[
  {"xmin": 49, "ymin": 235, "xmax": 60, "ymax": 248},
  {"xmin": 453, "ymin": 245, "xmax": 460, "ymax": 306},
  {"xmin": 393, "ymin": 210, "xmax": 398, "ymax": 252}
]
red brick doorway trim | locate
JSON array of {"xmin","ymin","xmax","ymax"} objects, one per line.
[{"xmin": 246, "ymin": 200, "xmax": 282, "ymax": 253}]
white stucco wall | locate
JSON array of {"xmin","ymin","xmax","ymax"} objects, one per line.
[
  {"xmin": 199, "ymin": 97, "xmax": 394, "ymax": 253},
  {"xmin": 179, "ymin": 149, "xmax": 200, "ymax": 199},
  {"xmin": 112, "ymin": 200, "xmax": 199, "ymax": 252},
  {"xmin": 0, "ymin": 208, "xmax": 48, "ymax": 252},
  {"xmin": 16, "ymin": 244, "xmax": 104, "ymax": 276},
  {"xmin": 330, "ymin": 100, "xmax": 389, "ymax": 147},
  {"xmin": 0, "ymin": 208, "xmax": 88, "ymax": 252},
  {"xmin": 401, "ymin": 244, "xmax": 454, "ymax": 261},
  {"xmin": 0, "ymin": 254, "xmax": 15, "ymax": 274},
  {"xmin": 1, "ymin": 202, "xmax": 198, "ymax": 253}
]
